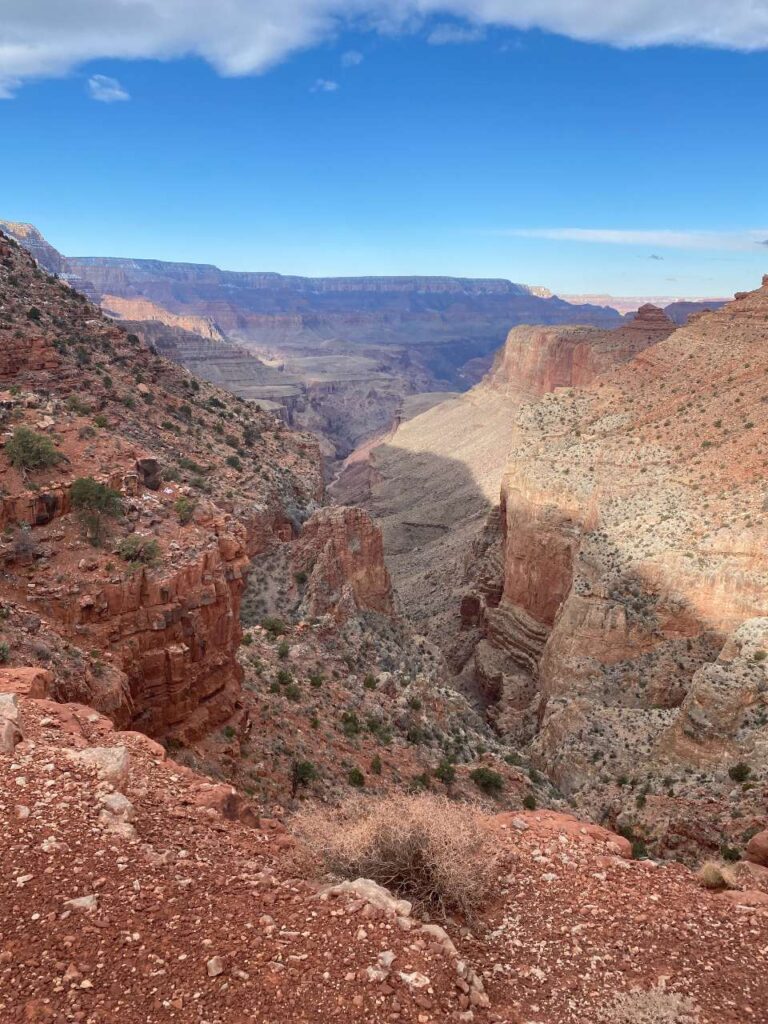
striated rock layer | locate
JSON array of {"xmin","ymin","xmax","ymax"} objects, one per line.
[
  {"xmin": 468, "ymin": 279, "xmax": 768, "ymax": 857},
  {"xmin": 0, "ymin": 229, "xmax": 322, "ymax": 742}
]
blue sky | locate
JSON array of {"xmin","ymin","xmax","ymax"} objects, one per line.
[{"xmin": 2, "ymin": 11, "xmax": 768, "ymax": 296}]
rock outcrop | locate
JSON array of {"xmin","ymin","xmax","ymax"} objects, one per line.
[
  {"xmin": 293, "ymin": 506, "xmax": 395, "ymax": 620},
  {"xmin": 484, "ymin": 303, "xmax": 675, "ymax": 397},
  {"xmin": 0, "ymin": 228, "xmax": 322, "ymax": 742},
  {"xmin": 468, "ymin": 278, "xmax": 768, "ymax": 857}
]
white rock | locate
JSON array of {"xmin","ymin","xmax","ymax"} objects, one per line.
[
  {"xmin": 64, "ymin": 894, "xmax": 98, "ymax": 912},
  {"xmin": 399, "ymin": 971, "xmax": 431, "ymax": 991},
  {"xmin": 68, "ymin": 746, "xmax": 130, "ymax": 786},
  {"xmin": 206, "ymin": 956, "xmax": 225, "ymax": 978},
  {"xmin": 321, "ymin": 878, "xmax": 412, "ymax": 918}
]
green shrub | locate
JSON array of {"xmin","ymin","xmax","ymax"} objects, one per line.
[
  {"xmin": 175, "ymin": 495, "xmax": 197, "ymax": 525},
  {"xmin": 71, "ymin": 477, "xmax": 123, "ymax": 546},
  {"xmin": 291, "ymin": 759, "xmax": 318, "ymax": 797},
  {"xmin": 6, "ymin": 427, "xmax": 64, "ymax": 472},
  {"xmin": 470, "ymin": 766, "xmax": 504, "ymax": 796},
  {"xmin": 363, "ymin": 674, "xmax": 377, "ymax": 690},
  {"xmin": 27, "ymin": 306, "xmax": 42, "ymax": 322},
  {"xmin": 0, "ymin": 641, "xmax": 9, "ymax": 664},
  {"xmin": 277, "ymin": 640, "xmax": 290, "ymax": 659},
  {"xmin": 522, "ymin": 793, "xmax": 537, "ymax": 810},
  {"xmin": 225, "ymin": 454, "xmax": 242, "ymax": 471},
  {"xmin": 728, "ymin": 762, "xmax": 751, "ymax": 783},
  {"xmin": 285, "ymin": 683, "xmax": 301, "ymax": 702},
  {"xmin": 276, "ymin": 668, "xmax": 292, "ymax": 685},
  {"xmin": 347, "ymin": 767, "xmax": 365, "ymax": 788},
  {"xmin": 261, "ymin": 616, "xmax": 285, "ymax": 637},
  {"xmin": 435, "ymin": 758, "xmax": 456, "ymax": 786},
  {"xmin": 66, "ymin": 395, "xmax": 91, "ymax": 415},
  {"xmin": 341, "ymin": 711, "xmax": 361, "ymax": 737},
  {"xmin": 370, "ymin": 754, "xmax": 382, "ymax": 775},
  {"xmin": 117, "ymin": 535, "xmax": 161, "ymax": 565}
]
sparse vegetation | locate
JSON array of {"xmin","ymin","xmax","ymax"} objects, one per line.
[
  {"xmin": 295, "ymin": 793, "xmax": 497, "ymax": 918},
  {"xmin": 71, "ymin": 477, "xmax": 123, "ymax": 546},
  {"xmin": 6, "ymin": 427, "xmax": 64, "ymax": 472},
  {"xmin": 598, "ymin": 985, "xmax": 698, "ymax": 1024},
  {"xmin": 117, "ymin": 534, "xmax": 161, "ymax": 565},
  {"xmin": 291, "ymin": 759, "xmax": 318, "ymax": 797},
  {"xmin": 175, "ymin": 495, "xmax": 197, "ymax": 525},
  {"xmin": 728, "ymin": 762, "xmax": 751, "ymax": 783},
  {"xmin": 470, "ymin": 765, "xmax": 504, "ymax": 796}
]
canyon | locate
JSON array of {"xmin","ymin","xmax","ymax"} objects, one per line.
[
  {"xmin": 1, "ymin": 221, "xmax": 624, "ymax": 466},
  {"xmin": 1, "ymin": 225, "xmax": 767, "ymax": 1024},
  {"xmin": 336, "ymin": 293, "xmax": 768, "ymax": 862}
]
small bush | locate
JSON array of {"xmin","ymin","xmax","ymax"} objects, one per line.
[
  {"xmin": 0, "ymin": 641, "xmax": 9, "ymax": 664},
  {"xmin": 261, "ymin": 616, "xmax": 285, "ymax": 637},
  {"xmin": 117, "ymin": 535, "xmax": 161, "ymax": 565},
  {"xmin": 598, "ymin": 985, "xmax": 699, "ymax": 1024},
  {"xmin": 363, "ymin": 673, "xmax": 377, "ymax": 690},
  {"xmin": 27, "ymin": 306, "xmax": 42, "ymax": 322},
  {"xmin": 341, "ymin": 711, "xmax": 361, "ymax": 737},
  {"xmin": 291, "ymin": 759, "xmax": 317, "ymax": 797},
  {"xmin": 295, "ymin": 793, "xmax": 497, "ymax": 918},
  {"xmin": 435, "ymin": 758, "xmax": 456, "ymax": 786},
  {"xmin": 471, "ymin": 766, "xmax": 504, "ymax": 796},
  {"xmin": 175, "ymin": 495, "xmax": 197, "ymax": 525},
  {"xmin": 370, "ymin": 754, "xmax": 382, "ymax": 775},
  {"xmin": 696, "ymin": 862, "xmax": 731, "ymax": 890},
  {"xmin": 6, "ymin": 427, "xmax": 64, "ymax": 472},
  {"xmin": 71, "ymin": 477, "xmax": 123, "ymax": 546},
  {"xmin": 347, "ymin": 767, "xmax": 365, "ymax": 787},
  {"xmin": 728, "ymin": 762, "xmax": 751, "ymax": 783},
  {"xmin": 522, "ymin": 793, "xmax": 537, "ymax": 810},
  {"xmin": 277, "ymin": 640, "xmax": 290, "ymax": 659}
]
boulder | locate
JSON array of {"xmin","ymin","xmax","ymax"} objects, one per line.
[
  {"xmin": 320, "ymin": 878, "xmax": 412, "ymax": 918},
  {"xmin": 0, "ymin": 666, "xmax": 53, "ymax": 699},
  {"xmin": 746, "ymin": 830, "xmax": 768, "ymax": 868},
  {"xmin": 68, "ymin": 745, "xmax": 131, "ymax": 786}
]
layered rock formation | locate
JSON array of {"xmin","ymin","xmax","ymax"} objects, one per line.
[
  {"xmin": 1, "ymin": 221, "xmax": 622, "ymax": 462},
  {"xmin": 333, "ymin": 306, "xmax": 674, "ymax": 661},
  {"xmin": 0, "ymin": 229, "xmax": 322, "ymax": 742},
  {"xmin": 293, "ymin": 506, "xmax": 395, "ymax": 620},
  {"xmin": 465, "ymin": 279, "xmax": 768, "ymax": 857},
  {"xmin": 335, "ymin": 290, "xmax": 768, "ymax": 859},
  {"xmin": 484, "ymin": 303, "xmax": 676, "ymax": 397}
]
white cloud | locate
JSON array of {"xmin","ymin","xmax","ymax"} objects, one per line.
[
  {"xmin": 341, "ymin": 49, "xmax": 364, "ymax": 66},
  {"xmin": 310, "ymin": 78, "xmax": 339, "ymax": 92},
  {"xmin": 3, "ymin": 1, "xmax": 768, "ymax": 96},
  {"xmin": 87, "ymin": 73, "xmax": 130, "ymax": 102},
  {"xmin": 499, "ymin": 227, "xmax": 768, "ymax": 251},
  {"xmin": 428, "ymin": 23, "xmax": 485, "ymax": 44}
]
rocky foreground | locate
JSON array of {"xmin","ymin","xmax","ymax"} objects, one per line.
[{"xmin": 3, "ymin": 686, "xmax": 768, "ymax": 1024}]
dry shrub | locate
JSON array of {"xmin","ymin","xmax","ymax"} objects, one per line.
[
  {"xmin": 695, "ymin": 861, "xmax": 738, "ymax": 890},
  {"xmin": 294, "ymin": 792, "xmax": 497, "ymax": 919},
  {"xmin": 599, "ymin": 985, "xmax": 699, "ymax": 1024}
]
